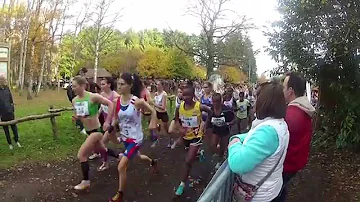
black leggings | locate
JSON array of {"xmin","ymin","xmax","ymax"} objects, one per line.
[{"xmin": 1, "ymin": 113, "xmax": 19, "ymax": 145}]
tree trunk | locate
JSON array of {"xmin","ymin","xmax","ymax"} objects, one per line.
[
  {"xmin": 36, "ymin": 47, "xmax": 46, "ymax": 96},
  {"xmin": 94, "ymin": 25, "xmax": 100, "ymax": 83}
]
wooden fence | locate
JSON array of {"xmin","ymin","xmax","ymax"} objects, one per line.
[
  {"xmin": 0, "ymin": 106, "xmax": 73, "ymax": 139},
  {"xmin": 0, "ymin": 96, "xmax": 176, "ymax": 140}
]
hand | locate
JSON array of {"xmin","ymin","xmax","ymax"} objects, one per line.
[
  {"xmin": 103, "ymin": 121, "xmax": 110, "ymax": 132},
  {"xmin": 228, "ymin": 137, "xmax": 241, "ymax": 148}
]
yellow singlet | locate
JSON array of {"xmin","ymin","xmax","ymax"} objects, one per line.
[{"xmin": 179, "ymin": 101, "xmax": 203, "ymax": 140}]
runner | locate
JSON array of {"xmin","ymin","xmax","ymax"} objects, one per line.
[
  {"xmin": 71, "ymin": 76, "xmax": 114, "ymax": 191},
  {"xmin": 96, "ymin": 77, "xmax": 120, "ymax": 171},
  {"xmin": 235, "ymin": 91, "xmax": 251, "ymax": 133},
  {"xmin": 208, "ymin": 93, "xmax": 235, "ymax": 169},
  {"xmin": 200, "ymin": 81, "xmax": 213, "ymax": 135},
  {"xmin": 194, "ymin": 81, "xmax": 203, "ymax": 100},
  {"xmin": 109, "ymin": 73, "xmax": 158, "ymax": 202},
  {"xmin": 168, "ymin": 86, "xmax": 184, "ymax": 149},
  {"xmin": 174, "ymin": 84, "xmax": 212, "ymax": 196},
  {"xmin": 152, "ymin": 80, "xmax": 170, "ymax": 147},
  {"xmin": 223, "ymin": 86, "xmax": 237, "ymax": 110}
]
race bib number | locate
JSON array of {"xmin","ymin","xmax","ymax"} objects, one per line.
[
  {"xmin": 101, "ymin": 104, "xmax": 109, "ymax": 114},
  {"xmin": 239, "ymin": 105, "xmax": 246, "ymax": 112},
  {"xmin": 211, "ymin": 117, "xmax": 226, "ymax": 126},
  {"xmin": 121, "ymin": 124, "xmax": 131, "ymax": 137},
  {"xmin": 74, "ymin": 101, "xmax": 89, "ymax": 117},
  {"xmin": 181, "ymin": 116, "xmax": 199, "ymax": 128}
]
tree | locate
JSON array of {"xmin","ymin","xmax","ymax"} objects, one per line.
[
  {"xmin": 137, "ymin": 47, "xmax": 169, "ymax": 78},
  {"xmin": 91, "ymin": 0, "xmax": 121, "ymax": 83},
  {"xmin": 219, "ymin": 65, "xmax": 247, "ymax": 83},
  {"xmin": 267, "ymin": 0, "xmax": 360, "ymax": 148},
  {"xmin": 179, "ymin": 0, "xmax": 251, "ymax": 77},
  {"xmin": 192, "ymin": 64, "xmax": 207, "ymax": 80},
  {"xmin": 164, "ymin": 48, "xmax": 194, "ymax": 79}
]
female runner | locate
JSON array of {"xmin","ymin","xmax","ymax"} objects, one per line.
[
  {"xmin": 151, "ymin": 80, "xmax": 169, "ymax": 147},
  {"xmin": 173, "ymin": 84, "xmax": 212, "ymax": 196},
  {"xmin": 97, "ymin": 77, "xmax": 120, "ymax": 171},
  {"xmin": 208, "ymin": 93, "xmax": 234, "ymax": 169},
  {"xmin": 71, "ymin": 76, "xmax": 114, "ymax": 190},
  {"xmin": 109, "ymin": 73, "xmax": 158, "ymax": 202}
]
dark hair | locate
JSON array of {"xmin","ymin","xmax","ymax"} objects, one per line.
[
  {"xmin": 77, "ymin": 68, "xmax": 88, "ymax": 75},
  {"xmin": 204, "ymin": 81, "xmax": 213, "ymax": 89},
  {"xmin": 88, "ymin": 80, "xmax": 100, "ymax": 93},
  {"xmin": 285, "ymin": 72, "xmax": 306, "ymax": 97},
  {"xmin": 212, "ymin": 93, "xmax": 222, "ymax": 101},
  {"xmin": 121, "ymin": 73, "xmax": 143, "ymax": 97},
  {"xmin": 73, "ymin": 76, "xmax": 87, "ymax": 86},
  {"xmin": 102, "ymin": 77, "xmax": 116, "ymax": 91},
  {"xmin": 255, "ymin": 81, "xmax": 286, "ymax": 119},
  {"xmin": 183, "ymin": 82, "xmax": 195, "ymax": 95}
]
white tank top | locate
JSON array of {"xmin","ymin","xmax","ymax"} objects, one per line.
[
  {"xmin": 154, "ymin": 91, "xmax": 165, "ymax": 106},
  {"xmin": 175, "ymin": 96, "xmax": 182, "ymax": 108},
  {"xmin": 117, "ymin": 96, "xmax": 143, "ymax": 143}
]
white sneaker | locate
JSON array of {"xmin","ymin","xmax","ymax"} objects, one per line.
[
  {"xmin": 16, "ymin": 142, "xmax": 22, "ymax": 147},
  {"xmin": 151, "ymin": 140, "xmax": 159, "ymax": 148},
  {"xmin": 9, "ymin": 145, "xmax": 13, "ymax": 150},
  {"xmin": 89, "ymin": 153, "xmax": 100, "ymax": 160},
  {"xmin": 80, "ymin": 129, "xmax": 87, "ymax": 135},
  {"xmin": 74, "ymin": 180, "xmax": 90, "ymax": 190}
]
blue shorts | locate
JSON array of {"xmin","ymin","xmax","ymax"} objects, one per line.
[{"xmin": 121, "ymin": 139, "xmax": 140, "ymax": 159}]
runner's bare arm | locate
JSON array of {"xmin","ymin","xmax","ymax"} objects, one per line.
[{"xmin": 174, "ymin": 107, "xmax": 186, "ymax": 136}]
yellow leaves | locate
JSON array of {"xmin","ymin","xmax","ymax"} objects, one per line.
[
  {"xmin": 193, "ymin": 65, "xmax": 207, "ymax": 80},
  {"xmin": 219, "ymin": 66, "xmax": 247, "ymax": 84},
  {"xmin": 137, "ymin": 47, "xmax": 169, "ymax": 78}
]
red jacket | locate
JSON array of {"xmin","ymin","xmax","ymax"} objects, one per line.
[{"xmin": 284, "ymin": 104, "xmax": 314, "ymax": 173}]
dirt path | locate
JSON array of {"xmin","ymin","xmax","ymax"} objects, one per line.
[
  {"xmin": 1, "ymin": 143, "xmax": 359, "ymax": 202},
  {"xmin": 0, "ymin": 139, "xmax": 215, "ymax": 202}
]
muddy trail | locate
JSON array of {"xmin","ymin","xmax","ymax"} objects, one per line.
[{"xmin": 1, "ymin": 141, "xmax": 360, "ymax": 202}]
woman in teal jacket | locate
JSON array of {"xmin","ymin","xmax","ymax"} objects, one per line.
[{"xmin": 228, "ymin": 81, "xmax": 289, "ymax": 202}]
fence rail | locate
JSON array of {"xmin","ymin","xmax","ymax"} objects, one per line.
[
  {"xmin": 197, "ymin": 160, "xmax": 234, "ymax": 202},
  {"xmin": 0, "ymin": 105, "xmax": 73, "ymax": 139}
]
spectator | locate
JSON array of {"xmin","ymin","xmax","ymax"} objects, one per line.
[
  {"xmin": 228, "ymin": 80, "xmax": 289, "ymax": 202},
  {"xmin": 275, "ymin": 72, "xmax": 315, "ymax": 202},
  {"xmin": 0, "ymin": 76, "xmax": 21, "ymax": 150}
]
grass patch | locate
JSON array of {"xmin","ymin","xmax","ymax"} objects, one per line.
[
  {"xmin": 0, "ymin": 90, "xmax": 84, "ymax": 169},
  {"xmin": 0, "ymin": 90, "xmax": 176, "ymax": 169}
]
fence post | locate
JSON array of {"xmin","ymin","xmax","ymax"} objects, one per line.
[{"xmin": 49, "ymin": 105, "xmax": 58, "ymax": 139}]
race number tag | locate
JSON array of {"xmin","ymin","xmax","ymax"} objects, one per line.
[
  {"xmin": 239, "ymin": 105, "xmax": 246, "ymax": 112},
  {"xmin": 101, "ymin": 104, "xmax": 109, "ymax": 114},
  {"xmin": 181, "ymin": 116, "xmax": 199, "ymax": 128},
  {"xmin": 211, "ymin": 117, "xmax": 226, "ymax": 126},
  {"xmin": 74, "ymin": 101, "xmax": 89, "ymax": 117}
]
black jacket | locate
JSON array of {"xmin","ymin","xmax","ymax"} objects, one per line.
[
  {"xmin": 66, "ymin": 84, "xmax": 76, "ymax": 103},
  {"xmin": 0, "ymin": 86, "xmax": 14, "ymax": 115}
]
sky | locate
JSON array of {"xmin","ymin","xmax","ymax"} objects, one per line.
[{"xmin": 71, "ymin": 0, "xmax": 281, "ymax": 76}]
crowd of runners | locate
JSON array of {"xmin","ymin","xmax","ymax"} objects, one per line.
[{"xmin": 66, "ymin": 68, "xmax": 257, "ymax": 202}]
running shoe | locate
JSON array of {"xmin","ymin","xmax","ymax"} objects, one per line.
[
  {"xmin": 74, "ymin": 180, "xmax": 90, "ymax": 190},
  {"xmin": 89, "ymin": 153, "xmax": 100, "ymax": 160},
  {"xmin": 80, "ymin": 129, "xmax": 87, "ymax": 135},
  {"xmin": 175, "ymin": 184, "xmax": 184, "ymax": 196},
  {"xmin": 167, "ymin": 138, "xmax": 173, "ymax": 148},
  {"xmin": 151, "ymin": 139, "xmax": 159, "ymax": 148},
  {"xmin": 16, "ymin": 142, "xmax": 22, "ymax": 148},
  {"xmin": 97, "ymin": 162, "xmax": 109, "ymax": 172},
  {"xmin": 109, "ymin": 191, "xmax": 123, "ymax": 202},
  {"xmin": 9, "ymin": 145, "xmax": 13, "ymax": 150}
]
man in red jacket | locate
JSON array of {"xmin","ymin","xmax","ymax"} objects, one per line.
[{"xmin": 275, "ymin": 72, "xmax": 315, "ymax": 202}]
